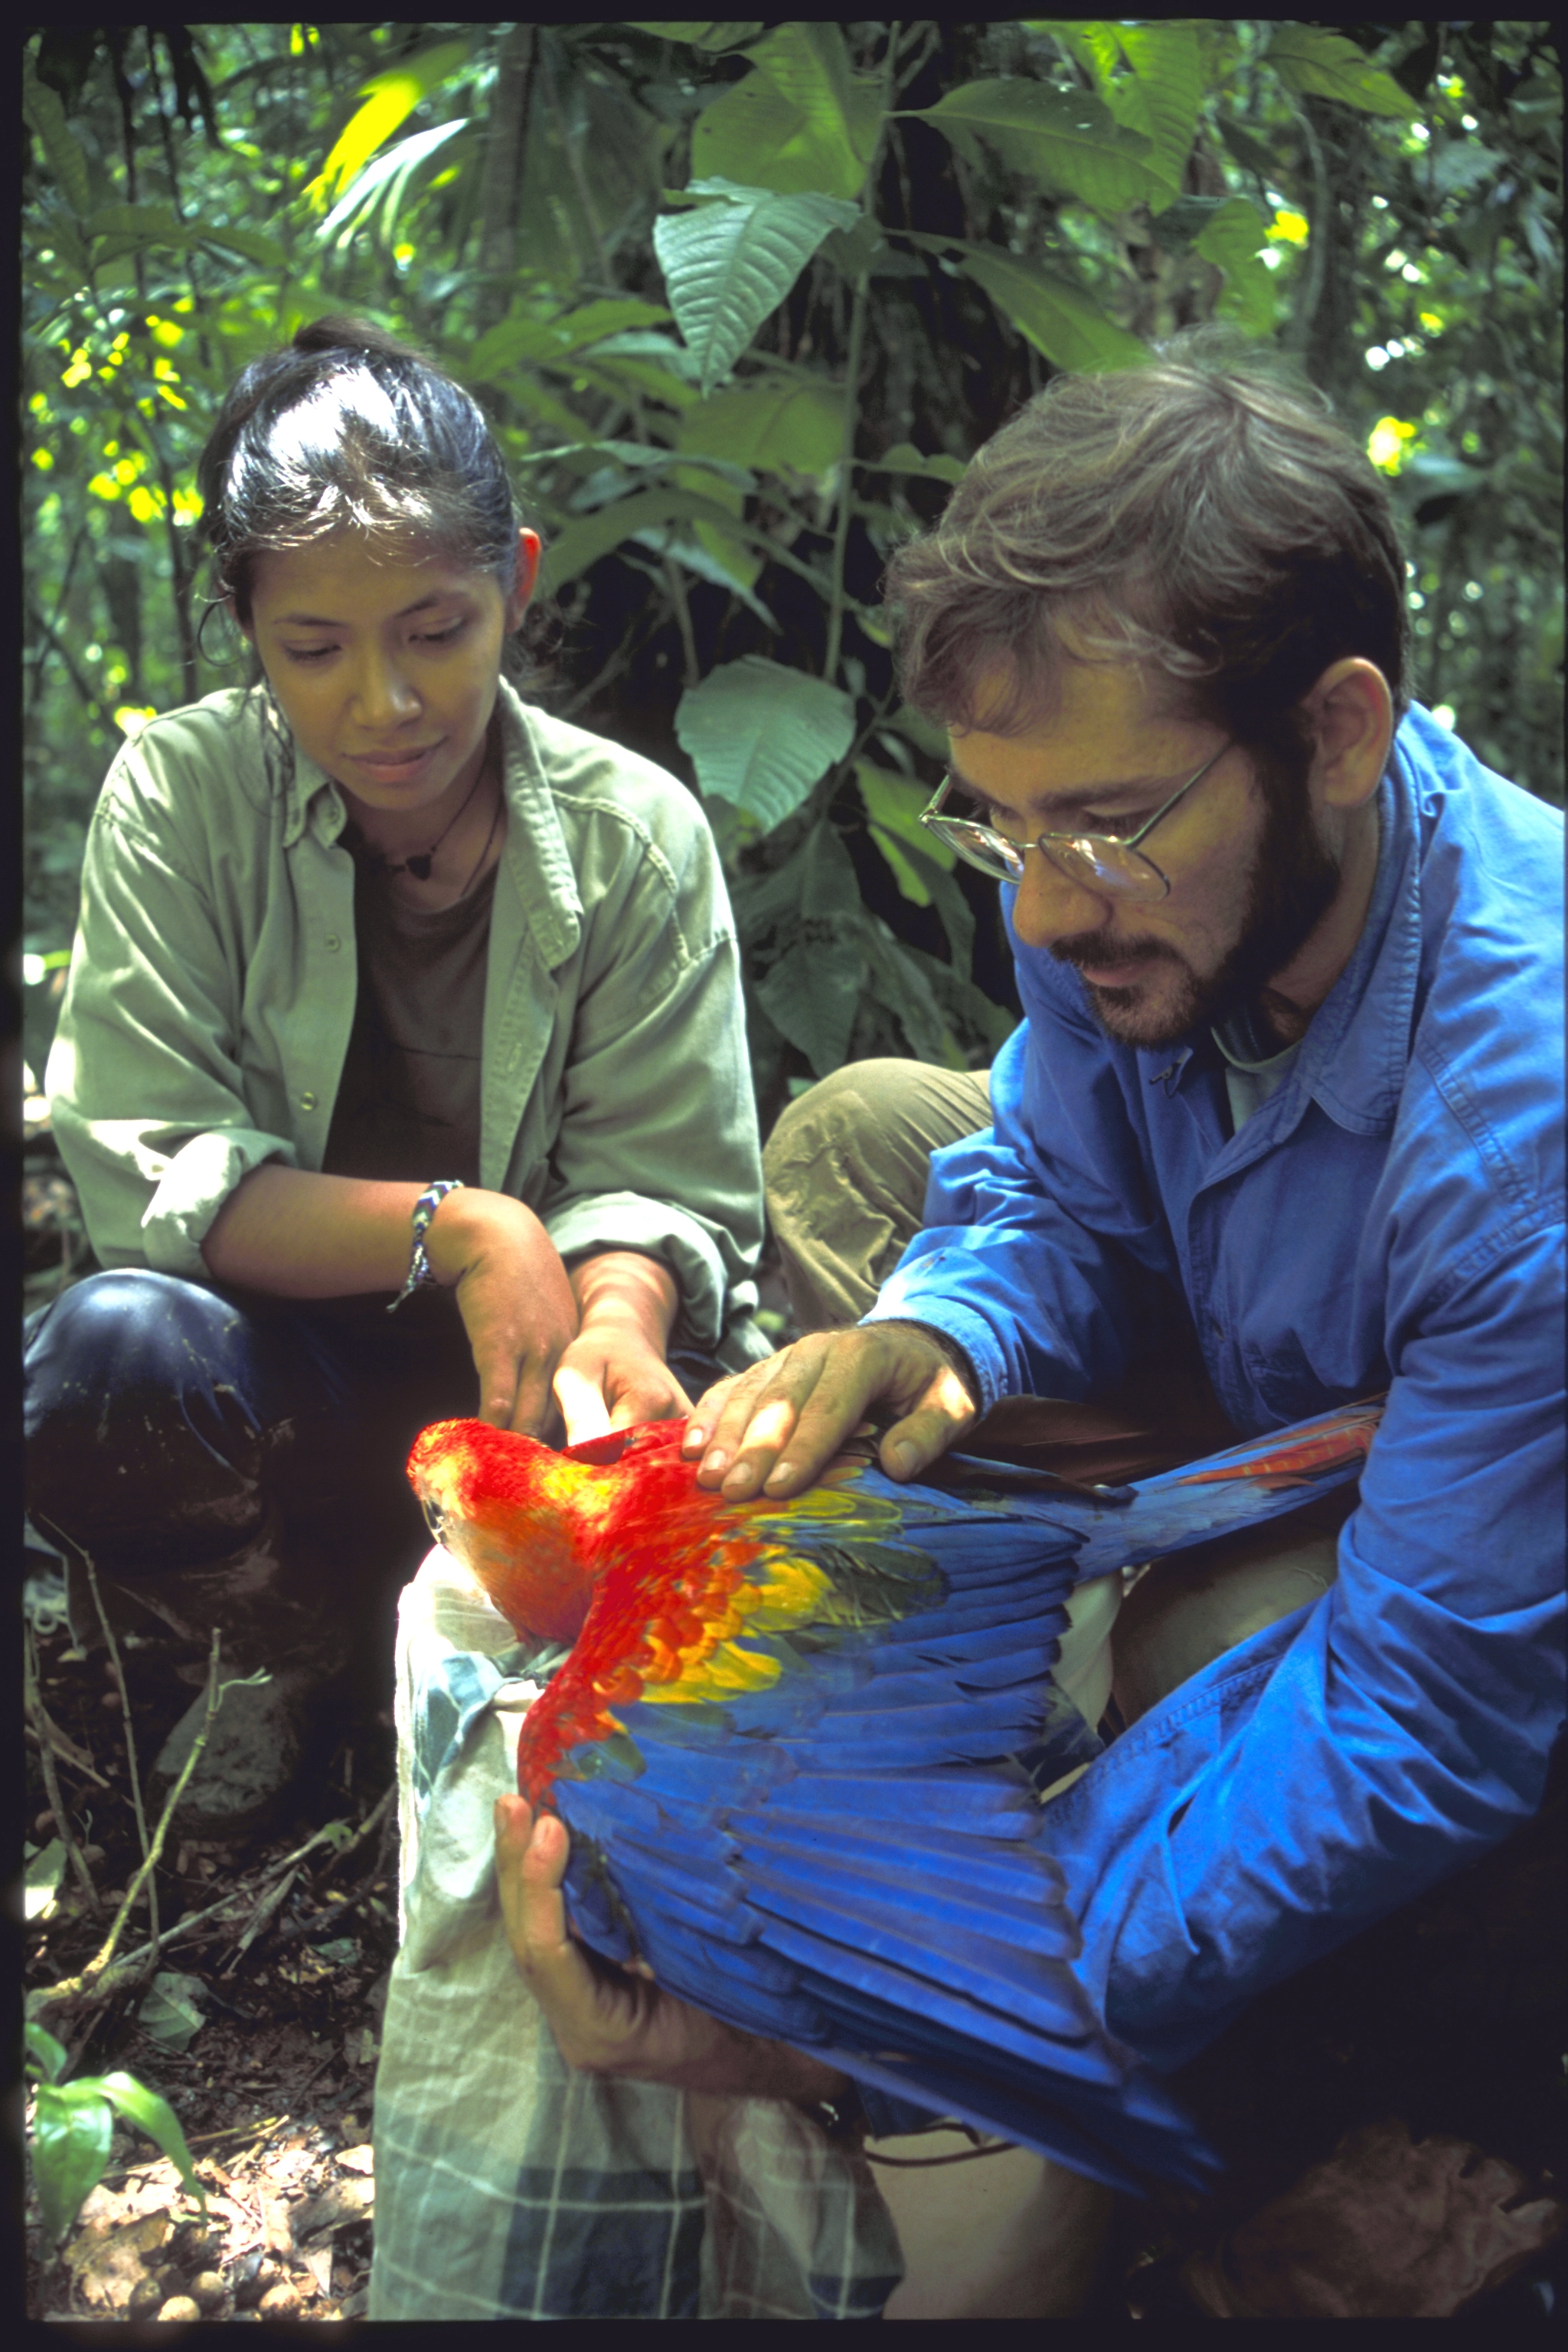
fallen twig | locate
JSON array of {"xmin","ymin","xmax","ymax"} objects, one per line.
[
  {"xmin": 28, "ymin": 1630, "xmax": 228, "ymax": 2020},
  {"xmin": 223, "ymin": 1867, "xmax": 302, "ymax": 1975},
  {"xmin": 24, "ymin": 1621, "xmax": 101, "ymax": 1918},
  {"xmin": 80, "ymin": 1547, "xmax": 158, "ymax": 1948}
]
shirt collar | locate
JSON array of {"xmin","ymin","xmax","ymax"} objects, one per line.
[
  {"xmin": 1137, "ymin": 737, "xmax": 1421, "ymax": 1138},
  {"xmin": 1289, "ymin": 751, "xmax": 1419, "ymax": 1137}
]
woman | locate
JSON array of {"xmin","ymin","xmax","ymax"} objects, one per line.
[{"xmin": 25, "ymin": 316, "xmax": 769, "ymax": 1839}]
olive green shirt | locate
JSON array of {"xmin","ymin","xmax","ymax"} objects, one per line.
[{"xmin": 47, "ymin": 681, "xmax": 766, "ymax": 1356}]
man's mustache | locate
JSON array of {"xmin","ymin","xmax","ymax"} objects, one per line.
[{"xmin": 1048, "ymin": 933, "xmax": 1171, "ymax": 974}]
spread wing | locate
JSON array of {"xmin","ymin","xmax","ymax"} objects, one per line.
[{"xmin": 518, "ymin": 1449, "xmax": 1211, "ymax": 2194}]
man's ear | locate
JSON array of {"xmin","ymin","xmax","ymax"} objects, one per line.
[{"xmin": 1300, "ymin": 658, "xmax": 1393, "ymax": 812}]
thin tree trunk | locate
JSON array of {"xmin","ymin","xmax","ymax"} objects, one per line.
[{"xmin": 474, "ymin": 24, "xmax": 537, "ymax": 332}]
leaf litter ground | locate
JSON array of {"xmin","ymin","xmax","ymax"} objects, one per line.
[{"xmin": 24, "ymin": 1598, "xmax": 399, "ymax": 2322}]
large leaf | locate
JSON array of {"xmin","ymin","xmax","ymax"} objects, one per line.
[
  {"xmin": 314, "ymin": 37, "xmax": 471, "ymax": 207},
  {"xmin": 97, "ymin": 2073, "xmax": 205, "ymax": 2217},
  {"xmin": 953, "ymin": 246, "xmax": 1148, "ymax": 372},
  {"xmin": 1192, "ymin": 197, "xmax": 1276, "ymax": 335},
  {"xmin": 23, "ymin": 64, "xmax": 92, "ymax": 220},
  {"xmin": 678, "ymin": 377, "xmax": 844, "ymax": 477},
  {"xmin": 866, "ymin": 440, "xmax": 968, "ymax": 485},
  {"xmin": 752, "ymin": 822, "xmax": 867, "ymax": 1074},
  {"xmin": 317, "ymin": 117, "xmax": 469, "ymax": 249},
  {"xmin": 655, "ymin": 180, "xmax": 859, "ymax": 396},
  {"xmin": 859, "ymin": 916, "xmax": 967, "ymax": 1070},
  {"xmin": 625, "ymin": 23, "xmax": 765, "ymax": 51},
  {"xmin": 30, "ymin": 2083, "xmax": 113, "ymax": 2245},
  {"xmin": 541, "ymin": 485, "xmax": 740, "ymax": 596},
  {"xmin": 1266, "ymin": 28, "xmax": 1416, "ymax": 119},
  {"xmin": 909, "ymin": 81, "xmax": 1152, "ymax": 217},
  {"xmin": 472, "ymin": 299, "xmax": 673, "ymax": 382},
  {"xmin": 675, "ymin": 655, "xmax": 854, "ymax": 830},
  {"xmin": 691, "ymin": 22, "xmax": 879, "ymax": 202},
  {"xmin": 1049, "ymin": 24, "xmax": 1201, "ymax": 211}
]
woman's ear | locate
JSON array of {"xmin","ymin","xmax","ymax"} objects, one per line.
[{"xmin": 1301, "ymin": 658, "xmax": 1393, "ymax": 812}]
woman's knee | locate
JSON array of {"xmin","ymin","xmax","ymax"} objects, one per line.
[{"xmin": 25, "ymin": 1269, "xmax": 244, "ymax": 1427}]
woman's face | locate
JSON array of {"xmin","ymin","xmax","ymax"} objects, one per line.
[{"xmin": 241, "ymin": 526, "xmax": 539, "ymax": 825}]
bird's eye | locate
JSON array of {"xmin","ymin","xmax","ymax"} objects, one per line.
[{"xmin": 421, "ymin": 1496, "xmax": 447, "ymax": 1544}]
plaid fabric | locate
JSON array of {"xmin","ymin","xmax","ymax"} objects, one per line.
[{"xmin": 368, "ymin": 1547, "xmax": 903, "ymax": 2321}]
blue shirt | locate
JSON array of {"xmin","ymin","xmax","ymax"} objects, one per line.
[{"xmin": 868, "ymin": 707, "xmax": 1565, "ymax": 2071}]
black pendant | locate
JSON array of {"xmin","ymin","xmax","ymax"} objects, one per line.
[{"xmin": 404, "ymin": 854, "xmax": 434, "ymax": 880}]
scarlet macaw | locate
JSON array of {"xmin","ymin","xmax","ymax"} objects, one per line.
[{"xmin": 407, "ymin": 1396, "xmax": 1383, "ymax": 2194}]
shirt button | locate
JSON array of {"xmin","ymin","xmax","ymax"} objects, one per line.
[
  {"xmin": 325, "ymin": 933, "xmax": 341, "ymax": 952},
  {"xmin": 300, "ymin": 1091, "xmax": 318, "ymax": 1111}
]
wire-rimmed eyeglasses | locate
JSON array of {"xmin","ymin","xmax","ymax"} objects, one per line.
[{"xmin": 917, "ymin": 740, "xmax": 1233, "ymax": 902}]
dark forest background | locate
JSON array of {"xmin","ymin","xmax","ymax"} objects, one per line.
[{"xmin": 22, "ymin": 21, "xmax": 1564, "ymax": 1129}]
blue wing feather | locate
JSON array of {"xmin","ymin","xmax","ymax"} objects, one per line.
[{"xmin": 533, "ymin": 1396, "xmax": 1385, "ymax": 2193}]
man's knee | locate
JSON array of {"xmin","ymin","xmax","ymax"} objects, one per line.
[
  {"xmin": 764, "ymin": 1060, "xmax": 991, "ymax": 1331},
  {"xmin": 1112, "ymin": 1496, "xmax": 1351, "ymax": 1725}
]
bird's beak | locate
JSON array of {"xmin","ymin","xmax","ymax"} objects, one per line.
[{"xmin": 421, "ymin": 1494, "xmax": 447, "ymax": 1547}]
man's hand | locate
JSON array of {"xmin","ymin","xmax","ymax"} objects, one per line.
[
  {"xmin": 681, "ymin": 1322, "xmax": 978, "ymax": 1501},
  {"xmin": 494, "ymin": 1794, "xmax": 851, "ymax": 2103},
  {"xmin": 426, "ymin": 1192, "xmax": 580, "ymax": 1438}
]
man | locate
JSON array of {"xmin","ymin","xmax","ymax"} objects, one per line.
[{"xmin": 488, "ymin": 341, "xmax": 1563, "ymax": 2314}]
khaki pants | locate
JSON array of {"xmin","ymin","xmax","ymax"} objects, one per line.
[{"xmin": 763, "ymin": 1061, "xmax": 1344, "ymax": 2317}]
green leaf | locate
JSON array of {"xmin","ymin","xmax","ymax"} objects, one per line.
[
  {"xmin": 626, "ymin": 23, "xmax": 765, "ymax": 51},
  {"xmin": 691, "ymin": 21, "xmax": 877, "ymax": 202},
  {"xmin": 199, "ymin": 224, "xmax": 289, "ymax": 268},
  {"xmin": 472, "ymin": 299, "xmax": 674, "ymax": 382},
  {"xmin": 26, "ymin": 2021, "xmax": 68, "ymax": 2085},
  {"xmin": 866, "ymin": 441, "xmax": 968, "ymax": 485},
  {"xmin": 678, "ymin": 377, "xmax": 844, "ymax": 477},
  {"xmin": 956, "ymin": 246, "xmax": 1148, "ymax": 372},
  {"xmin": 31, "ymin": 2082, "xmax": 113, "ymax": 2244},
  {"xmin": 676, "ymin": 656, "xmax": 854, "ymax": 830},
  {"xmin": 1216, "ymin": 116, "xmax": 1287, "ymax": 190},
  {"xmin": 655, "ymin": 181, "xmax": 860, "ymax": 396},
  {"xmin": 24, "ymin": 64, "xmax": 92, "ymax": 221},
  {"xmin": 97, "ymin": 2073, "xmax": 206, "ymax": 2216},
  {"xmin": 1192, "ymin": 196, "xmax": 1276, "ymax": 335},
  {"xmin": 318, "ymin": 117, "xmax": 469, "ymax": 247},
  {"xmin": 908, "ymin": 81, "xmax": 1153, "ymax": 217},
  {"xmin": 752, "ymin": 822, "xmax": 867, "ymax": 1074},
  {"xmin": 858, "ymin": 763, "xmax": 976, "ymax": 977},
  {"xmin": 540, "ymin": 486, "xmax": 720, "ymax": 596},
  {"xmin": 85, "ymin": 203, "xmax": 185, "ymax": 240},
  {"xmin": 1050, "ymin": 22, "xmax": 1202, "ymax": 210},
  {"xmin": 1266, "ymin": 28, "xmax": 1416, "ymax": 119},
  {"xmin": 137, "ymin": 1970, "xmax": 207, "ymax": 2053},
  {"xmin": 25, "ymin": 1838, "xmax": 67, "ymax": 1922},
  {"xmin": 315, "ymin": 36, "xmax": 471, "ymax": 206},
  {"xmin": 859, "ymin": 917, "xmax": 966, "ymax": 1068}
]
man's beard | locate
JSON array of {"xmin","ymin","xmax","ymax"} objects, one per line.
[{"xmin": 1049, "ymin": 779, "xmax": 1342, "ymax": 1050}]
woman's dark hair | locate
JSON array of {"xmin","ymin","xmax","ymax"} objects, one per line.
[
  {"xmin": 197, "ymin": 316, "xmax": 531, "ymax": 632},
  {"xmin": 886, "ymin": 328, "xmax": 1412, "ymax": 779}
]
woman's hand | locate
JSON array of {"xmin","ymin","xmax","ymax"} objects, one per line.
[
  {"xmin": 495, "ymin": 1793, "xmax": 851, "ymax": 2103},
  {"xmin": 425, "ymin": 1191, "xmax": 580, "ymax": 1438},
  {"xmin": 552, "ymin": 1252, "xmax": 691, "ymax": 1446},
  {"xmin": 681, "ymin": 1322, "xmax": 978, "ymax": 1501}
]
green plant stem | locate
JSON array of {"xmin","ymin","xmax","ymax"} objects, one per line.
[
  {"xmin": 824, "ymin": 275, "xmax": 870, "ymax": 690},
  {"xmin": 28, "ymin": 1628, "xmax": 227, "ymax": 2017},
  {"xmin": 824, "ymin": 27, "xmax": 898, "ymax": 689},
  {"xmin": 82, "ymin": 1550, "xmax": 158, "ymax": 1951},
  {"xmin": 24, "ymin": 1624, "xmax": 102, "ymax": 1918}
]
